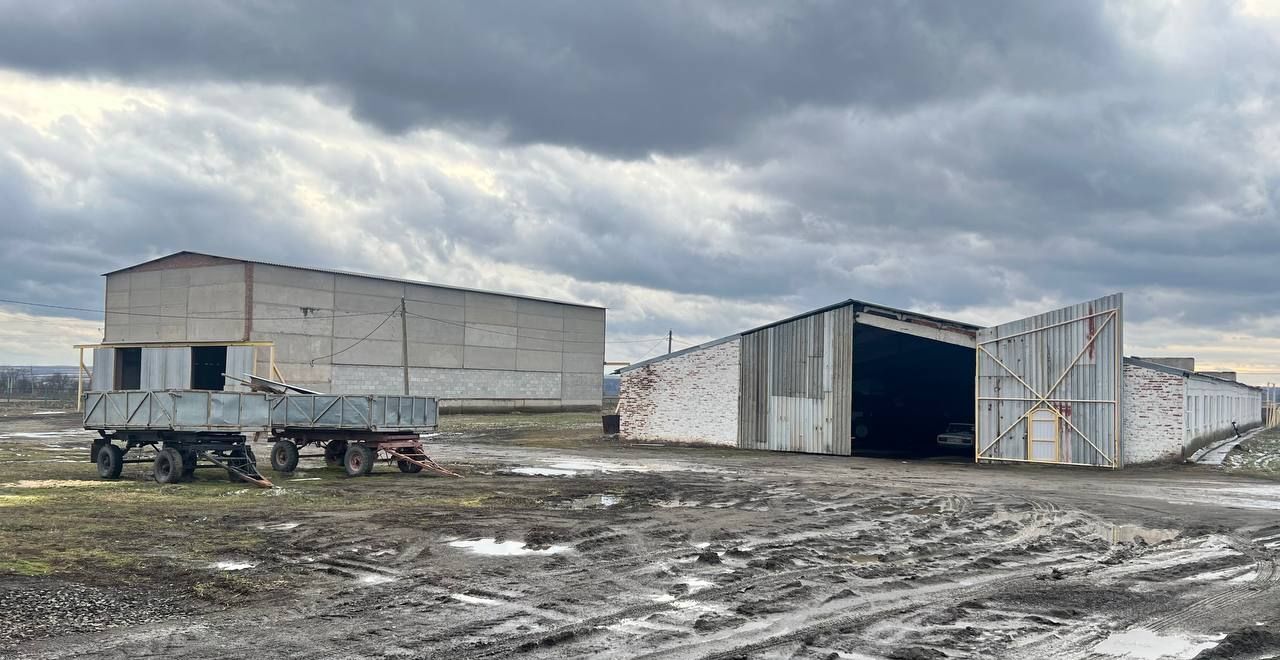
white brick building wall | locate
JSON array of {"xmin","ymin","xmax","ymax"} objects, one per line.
[
  {"xmin": 618, "ymin": 338, "xmax": 740, "ymax": 446},
  {"xmin": 1122, "ymin": 362, "xmax": 1187, "ymax": 465}
]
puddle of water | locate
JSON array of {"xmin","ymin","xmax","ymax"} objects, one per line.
[
  {"xmin": 448, "ymin": 538, "xmax": 569, "ymax": 557},
  {"xmin": 1092, "ymin": 628, "xmax": 1223, "ymax": 659},
  {"xmin": 2, "ymin": 479, "xmax": 117, "ymax": 489},
  {"xmin": 31, "ymin": 411, "xmax": 70, "ymax": 415},
  {"xmin": 682, "ymin": 578, "xmax": 714, "ymax": 593},
  {"xmin": 288, "ymin": 478, "xmax": 321, "ymax": 482},
  {"xmin": 653, "ymin": 499, "xmax": 702, "ymax": 508},
  {"xmin": 564, "ymin": 494, "xmax": 619, "ymax": 508},
  {"xmin": 1092, "ymin": 523, "xmax": 1180, "ymax": 545},
  {"xmin": 257, "ymin": 522, "xmax": 300, "ymax": 531},
  {"xmin": 511, "ymin": 467, "xmax": 580, "ymax": 477},
  {"xmin": 0, "ymin": 431, "xmax": 89, "ymax": 439},
  {"xmin": 210, "ymin": 561, "xmax": 255, "ymax": 571},
  {"xmin": 357, "ymin": 574, "xmax": 396, "ymax": 585},
  {"xmin": 452, "ymin": 593, "xmax": 502, "ymax": 605}
]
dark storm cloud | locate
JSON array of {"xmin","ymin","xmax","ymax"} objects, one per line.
[
  {"xmin": 0, "ymin": 0, "xmax": 1130, "ymax": 158},
  {"xmin": 0, "ymin": 0, "xmax": 1277, "ymax": 366}
]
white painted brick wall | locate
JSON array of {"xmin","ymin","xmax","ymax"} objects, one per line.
[
  {"xmin": 1122, "ymin": 363, "xmax": 1186, "ymax": 465},
  {"xmin": 618, "ymin": 338, "xmax": 740, "ymax": 446}
]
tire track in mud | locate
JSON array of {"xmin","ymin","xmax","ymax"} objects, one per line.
[
  {"xmin": 418, "ymin": 495, "xmax": 1108, "ymax": 659},
  {"xmin": 1145, "ymin": 534, "xmax": 1279, "ymax": 633}
]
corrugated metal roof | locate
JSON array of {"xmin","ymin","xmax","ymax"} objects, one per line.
[
  {"xmin": 1125, "ymin": 357, "xmax": 1263, "ymax": 392},
  {"xmin": 616, "ymin": 334, "xmax": 740, "ymax": 373},
  {"xmin": 620, "ymin": 298, "xmax": 979, "ymax": 374},
  {"xmin": 103, "ymin": 251, "xmax": 605, "ymax": 310}
]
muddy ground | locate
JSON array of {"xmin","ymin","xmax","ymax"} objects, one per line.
[{"xmin": 4, "ymin": 412, "xmax": 1280, "ymax": 659}]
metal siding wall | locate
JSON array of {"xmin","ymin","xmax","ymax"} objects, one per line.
[
  {"xmin": 90, "ymin": 348, "xmax": 114, "ymax": 392},
  {"xmin": 738, "ymin": 305, "xmax": 853, "ymax": 455},
  {"xmin": 139, "ymin": 347, "xmax": 191, "ymax": 390},
  {"xmin": 976, "ymin": 294, "xmax": 1122, "ymax": 467},
  {"xmin": 225, "ymin": 346, "xmax": 255, "ymax": 391}
]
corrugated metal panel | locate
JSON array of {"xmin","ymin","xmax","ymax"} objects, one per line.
[
  {"xmin": 738, "ymin": 304, "xmax": 853, "ymax": 455},
  {"xmin": 976, "ymin": 294, "xmax": 1123, "ymax": 468},
  {"xmin": 225, "ymin": 346, "xmax": 255, "ymax": 391},
  {"xmin": 90, "ymin": 348, "xmax": 115, "ymax": 392},
  {"xmin": 140, "ymin": 347, "xmax": 191, "ymax": 390}
]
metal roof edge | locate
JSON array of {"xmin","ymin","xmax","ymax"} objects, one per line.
[
  {"xmin": 1124, "ymin": 357, "xmax": 1263, "ymax": 391},
  {"xmin": 615, "ymin": 334, "xmax": 741, "ymax": 373},
  {"xmin": 740, "ymin": 298, "xmax": 981, "ymax": 336},
  {"xmin": 104, "ymin": 251, "xmax": 606, "ymax": 310}
]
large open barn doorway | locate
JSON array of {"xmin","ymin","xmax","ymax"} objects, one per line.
[{"xmin": 851, "ymin": 324, "xmax": 974, "ymax": 459}]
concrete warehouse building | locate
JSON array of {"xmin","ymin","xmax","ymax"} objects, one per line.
[
  {"xmin": 617, "ymin": 294, "xmax": 1263, "ymax": 468},
  {"xmin": 86, "ymin": 251, "xmax": 605, "ymax": 412}
]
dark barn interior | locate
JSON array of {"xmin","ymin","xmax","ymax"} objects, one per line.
[
  {"xmin": 851, "ymin": 324, "xmax": 975, "ymax": 458},
  {"xmin": 191, "ymin": 345, "xmax": 228, "ymax": 391}
]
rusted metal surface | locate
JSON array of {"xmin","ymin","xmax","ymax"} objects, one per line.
[
  {"xmin": 976, "ymin": 293, "xmax": 1123, "ymax": 468},
  {"xmin": 738, "ymin": 304, "xmax": 854, "ymax": 455}
]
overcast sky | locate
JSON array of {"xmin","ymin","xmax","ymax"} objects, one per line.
[{"xmin": 0, "ymin": 1, "xmax": 1278, "ymax": 383}]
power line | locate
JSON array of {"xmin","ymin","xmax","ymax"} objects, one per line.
[{"xmin": 308, "ymin": 308, "xmax": 400, "ymax": 365}]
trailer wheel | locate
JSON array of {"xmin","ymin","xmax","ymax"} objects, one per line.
[
  {"xmin": 181, "ymin": 450, "xmax": 198, "ymax": 480},
  {"xmin": 154, "ymin": 448, "xmax": 184, "ymax": 484},
  {"xmin": 270, "ymin": 440, "xmax": 300, "ymax": 473},
  {"xmin": 345, "ymin": 444, "xmax": 374, "ymax": 477},
  {"xmin": 96, "ymin": 444, "xmax": 124, "ymax": 479},
  {"xmin": 324, "ymin": 440, "xmax": 348, "ymax": 468},
  {"xmin": 397, "ymin": 458, "xmax": 424, "ymax": 474}
]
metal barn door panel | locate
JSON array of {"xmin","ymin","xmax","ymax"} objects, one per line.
[
  {"xmin": 90, "ymin": 348, "xmax": 115, "ymax": 392},
  {"xmin": 140, "ymin": 347, "xmax": 191, "ymax": 390},
  {"xmin": 738, "ymin": 305, "xmax": 853, "ymax": 455},
  {"xmin": 976, "ymin": 294, "xmax": 1123, "ymax": 468},
  {"xmin": 225, "ymin": 346, "xmax": 256, "ymax": 391}
]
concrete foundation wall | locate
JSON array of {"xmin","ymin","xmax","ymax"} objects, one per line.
[
  {"xmin": 618, "ymin": 338, "xmax": 740, "ymax": 446},
  {"xmin": 1122, "ymin": 362, "xmax": 1187, "ymax": 465}
]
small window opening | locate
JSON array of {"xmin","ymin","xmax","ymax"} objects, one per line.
[
  {"xmin": 114, "ymin": 347, "xmax": 141, "ymax": 390},
  {"xmin": 191, "ymin": 346, "xmax": 228, "ymax": 391}
]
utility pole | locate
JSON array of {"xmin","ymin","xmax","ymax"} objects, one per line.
[
  {"xmin": 400, "ymin": 297, "xmax": 410, "ymax": 395},
  {"xmin": 667, "ymin": 330, "xmax": 673, "ymax": 355}
]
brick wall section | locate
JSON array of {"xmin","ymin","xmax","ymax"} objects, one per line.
[
  {"xmin": 1122, "ymin": 362, "xmax": 1187, "ymax": 465},
  {"xmin": 618, "ymin": 338, "xmax": 740, "ymax": 446}
]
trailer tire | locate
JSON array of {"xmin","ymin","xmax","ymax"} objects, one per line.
[
  {"xmin": 397, "ymin": 459, "xmax": 424, "ymax": 474},
  {"xmin": 324, "ymin": 440, "xmax": 348, "ymax": 468},
  {"xmin": 154, "ymin": 448, "xmax": 184, "ymax": 484},
  {"xmin": 96, "ymin": 444, "xmax": 124, "ymax": 480},
  {"xmin": 345, "ymin": 444, "xmax": 374, "ymax": 477},
  {"xmin": 181, "ymin": 450, "xmax": 198, "ymax": 480},
  {"xmin": 270, "ymin": 440, "xmax": 300, "ymax": 473}
]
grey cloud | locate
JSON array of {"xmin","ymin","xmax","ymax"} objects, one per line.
[
  {"xmin": 0, "ymin": 0, "xmax": 1131, "ymax": 158},
  {"xmin": 0, "ymin": 1, "xmax": 1277, "ymax": 365}
]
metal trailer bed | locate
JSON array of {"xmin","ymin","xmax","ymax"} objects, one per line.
[{"xmin": 82, "ymin": 391, "xmax": 452, "ymax": 486}]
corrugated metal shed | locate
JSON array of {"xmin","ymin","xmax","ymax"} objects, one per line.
[
  {"xmin": 976, "ymin": 293, "xmax": 1123, "ymax": 468},
  {"xmin": 739, "ymin": 304, "xmax": 854, "ymax": 455}
]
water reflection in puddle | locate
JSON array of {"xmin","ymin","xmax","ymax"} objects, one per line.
[
  {"xmin": 448, "ymin": 538, "xmax": 569, "ymax": 556},
  {"xmin": 1093, "ymin": 523, "xmax": 1180, "ymax": 544}
]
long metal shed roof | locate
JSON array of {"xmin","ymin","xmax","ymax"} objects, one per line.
[
  {"xmin": 618, "ymin": 298, "xmax": 980, "ymax": 374},
  {"xmin": 104, "ymin": 251, "xmax": 605, "ymax": 310}
]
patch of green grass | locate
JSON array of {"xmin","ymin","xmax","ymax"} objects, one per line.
[{"xmin": 0, "ymin": 558, "xmax": 52, "ymax": 576}]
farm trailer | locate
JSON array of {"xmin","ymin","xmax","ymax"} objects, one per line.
[{"xmin": 82, "ymin": 391, "xmax": 450, "ymax": 487}]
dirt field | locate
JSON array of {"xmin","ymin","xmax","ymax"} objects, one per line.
[{"xmin": 4, "ymin": 412, "xmax": 1280, "ymax": 659}]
